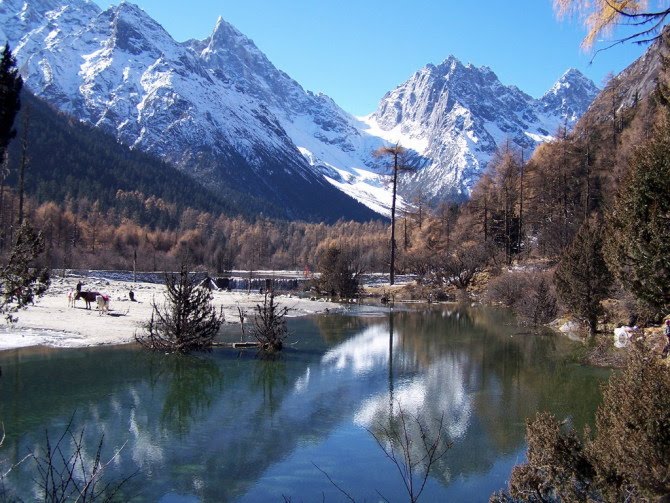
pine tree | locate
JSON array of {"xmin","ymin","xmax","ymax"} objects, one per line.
[
  {"xmin": 555, "ymin": 217, "xmax": 612, "ymax": 336},
  {"xmin": 136, "ymin": 262, "xmax": 224, "ymax": 353},
  {"xmin": 250, "ymin": 291, "xmax": 289, "ymax": 354},
  {"xmin": 604, "ymin": 113, "xmax": 670, "ymax": 315},
  {"xmin": 316, "ymin": 246, "xmax": 361, "ymax": 299},
  {"xmin": 0, "ymin": 221, "xmax": 50, "ymax": 320},
  {"xmin": 0, "ymin": 43, "xmax": 22, "ymax": 162}
]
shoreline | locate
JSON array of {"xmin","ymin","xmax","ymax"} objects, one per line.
[{"xmin": 0, "ymin": 275, "xmax": 342, "ymax": 351}]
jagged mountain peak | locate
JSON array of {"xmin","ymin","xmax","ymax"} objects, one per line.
[
  {"xmin": 432, "ymin": 57, "xmax": 507, "ymax": 86},
  {"xmin": 209, "ymin": 15, "xmax": 249, "ymax": 47},
  {"xmin": 545, "ymin": 67, "xmax": 598, "ymax": 95},
  {"xmin": 371, "ymin": 56, "xmax": 536, "ymax": 134},
  {"xmin": 540, "ymin": 68, "xmax": 600, "ymax": 121},
  {"xmin": 11, "ymin": 0, "xmax": 95, "ymax": 15},
  {"xmin": 101, "ymin": 1, "xmax": 175, "ymax": 56},
  {"xmin": 202, "ymin": 14, "xmax": 270, "ymax": 66},
  {"xmin": 367, "ymin": 55, "xmax": 598, "ymax": 201},
  {"xmin": 2, "ymin": 0, "xmax": 602, "ymax": 218},
  {"xmin": 435, "ymin": 54, "xmax": 462, "ymax": 71},
  {"xmin": 560, "ymin": 67, "xmax": 588, "ymax": 80}
]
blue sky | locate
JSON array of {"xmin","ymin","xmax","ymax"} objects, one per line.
[{"xmin": 92, "ymin": 0, "xmax": 647, "ymax": 116}]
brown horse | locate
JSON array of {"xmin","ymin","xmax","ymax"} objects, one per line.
[{"xmin": 74, "ymin": 291, "xmax": 100, "ymax": 309}]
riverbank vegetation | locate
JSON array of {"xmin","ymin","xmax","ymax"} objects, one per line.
[
  {"xmin": 2, "ymin": 6, "xmax": 669, "ymax": 501},
  {"xmin": 492, "ymin": 346, "xmax": 670, "ymax": 502},
  {"xmin": 135, "ymin": 262, "xmax": 224, "ymax": 353}
]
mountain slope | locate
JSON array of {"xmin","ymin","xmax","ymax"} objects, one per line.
[
  {"xmin": 1, "ymin": 0, "xmax": 599, "ymax": 215},
  {"xmin": 8, "ymin": 91, "xmax": 275, "ymax": 227},
  {"xmin": 2, "ymin": 0, "xmax": 381, "ymax": 222},
  {"xmin": 362, "ymin": 58, "xmax": 600, "ymax": 201}
]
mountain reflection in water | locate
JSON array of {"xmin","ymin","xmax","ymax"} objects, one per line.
[{"xmin": 0, "ymin": 306, "xmax": 607, "ymax": 502}]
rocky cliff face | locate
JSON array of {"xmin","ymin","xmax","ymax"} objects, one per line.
[
  {"xmin": 364, "ymin": 58, "xmax": 600, "ymax": 201},
  {"xmin": 1, "ymin": 0, "xmax": 599, "ymax": 217}
]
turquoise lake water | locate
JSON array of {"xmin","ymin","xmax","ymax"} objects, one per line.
[{"xmin": 0, "ymin": 305, "xmax": 608, "ymax": 502}]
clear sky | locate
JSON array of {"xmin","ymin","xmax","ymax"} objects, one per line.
[{"xmin": 92, "ymin": 0, "xmax": 648, "ymax": 116}]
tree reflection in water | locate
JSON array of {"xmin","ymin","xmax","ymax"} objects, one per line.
[
  {"xmin": 149, "ymin": 354, "xmax": 222, "ymax": 436},
  {"xmin": 252, "ymin": 357, "xmax": 288, "ymax": 416},
  {"xmin": 0, "ymin": 307, "xmax": 607, "ymax": 501},
  {"xmin": 368, "ymin": 403, "xmax": 452, "ymax": 503}
]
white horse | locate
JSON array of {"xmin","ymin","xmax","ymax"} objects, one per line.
[
  {"xmin": 67, "ymin": 290, "xmax": 76, "ymax": 308},
  {"xmin": 95, "ymin": 294, "xmax": 110, "ymax": 315}
]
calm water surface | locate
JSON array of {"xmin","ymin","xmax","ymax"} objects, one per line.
[{"xmin": 0, "ymin": 305, "xmax": 608, "ymax": 502}]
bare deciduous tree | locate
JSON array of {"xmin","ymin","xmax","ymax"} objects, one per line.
[
  {"xmin": 1, "ymin": 415, "xmax": 136, "ymax": 502},
  {"xmin": 375, "ymin": 144, "xmax": 415, "ymax": 285},
  {"xmin": 428, "ymin": 242, "xmax": 492, "ymax": 294},
  {"xmin": 315, "ymin": 404, "xmax": 451, "ymax": 503},
  {"xmin": 368, "ymin": 405, "xmax": 451, "ymax": 503}
]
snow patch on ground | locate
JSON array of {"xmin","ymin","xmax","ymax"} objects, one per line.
[{"xmin": 0, "ymin": 273, "xmax": 342, "ymax": 351}]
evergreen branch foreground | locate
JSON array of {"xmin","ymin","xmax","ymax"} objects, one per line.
[
  {"xmin": 492, "ymin": 348, "xmax": 670, "ymax": 502},
  {"xmin": 0, "ymin": 221, "xmax": 49, "ymax": 322}
]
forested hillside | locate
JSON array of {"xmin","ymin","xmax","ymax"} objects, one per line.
[
  {"xmin": 1, "ymin": 25, "xmax": 668, "ymax": 317},
  {"xmin": 0, "ymin": 89, "xmax": 389, "ymax": 273},
  {"xmin": 4, "ymin": 92, "xmax": 281, "ymax": 227},
  {"xmin": 5, "ymin": 90, "xmax": 384, "ymax": 226}
]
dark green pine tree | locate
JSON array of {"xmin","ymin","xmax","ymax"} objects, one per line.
[
  {"xmin": 136, "ymin": 261, "xmax": 224, "ymax": 353},
  {"xmin": 316, "ymin": 246, "xmax": 361, "ymax": 299},
  {"xmin": 604, "ymin": 113, "xmax": 670, "ymax": 315},
  {"xmin": 555, "ymin": 217, "xmax": 612, "ymax": 336},
  {"xmin": 0, "ymin": 43, "xmax": 23, "ymax": 161},
  {"xmin": 0, "ymin": 221, "xmax": 50, "ymax": 319}
]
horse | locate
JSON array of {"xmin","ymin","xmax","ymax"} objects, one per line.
[
  {"xmin": 74, "ymin": 291, "xmax": 100, "ymax": 310},
  {"xmin": 67, "ymin": 290, "xmax": 77, "ymax": 308},
  {"xmin": 95, "ymin": 294, "xmax": 110, "ymax": 315}
]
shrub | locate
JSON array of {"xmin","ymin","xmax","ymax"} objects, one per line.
[
  {"xmin": 486, "ymin": 270, "xmax": 526, "ymax": 307},
  {"xmin": 251, "ymin": 292, "xmax": 289, "ymax": 354},
  {"xmin": 315, "ymin": 246, "xmax": 362, "ymax": 299},
  {"xmin": 486, "ymin": 270, "xmax": 557, "ymax": 326},
  {"xmin": 136, "ymin": 262, "xmax": 223, "ymax": 353},
  {"xmin": 492, "ymin": 348, "xmax": 670, "ymax": 502}
]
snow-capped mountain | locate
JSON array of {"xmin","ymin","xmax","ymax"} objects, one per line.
[
  {"xmin": 0, "ymin": 0, "xmax": 599, "ymax": 217},
  {"xmin": 0, "ymin": 0, "xmax": 381, "ymax": 221},
  {"xmin": 362, "ymin": 59, "xmax": 600, "ymax": 201}
]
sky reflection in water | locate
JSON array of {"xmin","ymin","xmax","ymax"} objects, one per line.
[{"xmin": 0, "ymin": 306, "xmax": 608, "ymax": 502}]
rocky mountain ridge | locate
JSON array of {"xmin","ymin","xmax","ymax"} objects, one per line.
[
  {"xmin": 364, "ymin": 58, "xmax": 600, "ymax": 200},
  {"xmin": 1, "ymin": 0, "xmax": 600, "ymax": 216}
]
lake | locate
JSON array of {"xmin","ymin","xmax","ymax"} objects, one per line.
[{"xmin": 0, "ymin": 305, "xmax": 608, "ymax": 502}]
